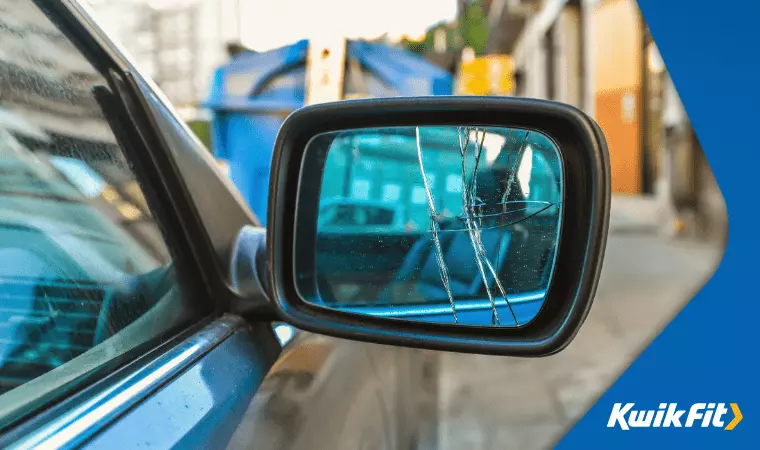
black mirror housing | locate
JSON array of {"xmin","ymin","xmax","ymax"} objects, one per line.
[{"xmin": 266, "ymin": 96, "xmax": 610, "ymax": 356}]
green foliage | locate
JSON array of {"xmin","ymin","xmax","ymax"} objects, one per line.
[
  {"xmin": 187, "ymin": 120, "xmax": 212, "ymax": 152},
  {"xmin": 400, "ymin": 1, "xmax": 489, "ymax": 56},
  {"xmin": 460, "ymin": 1, "xmax": 489, "ymax": 55},
  {"xmin": 401, "ymin": 38, "xmax": 427, "ymax": 55}
]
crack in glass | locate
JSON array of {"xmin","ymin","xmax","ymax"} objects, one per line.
[
  {"xmin": 416, "ymin": 126, "xmax": 547, "ymax": 326},
  {"xmin": 416, "ymin": 126, "xmax": 537, "ymax": 326},
  {"xmin": 312, "ymin": 124, "xmax": 562, "ymax": 327},
  {"xmin": 459, "ymin": 127, "xmax": 519, "ymax": 326},
  {"xmin": 415, "ymin": 127, "xmax": 459, "ymax": 323}
]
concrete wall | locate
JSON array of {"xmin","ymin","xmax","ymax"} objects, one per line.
[
  {"xmin": 556, "ymin": 8, "xmax": 582, "ymax": 108},
  {"xmin": 511, "ymin": 0, "xmax": 592, "ymax": 111},
  {"xmin": 508, "ymin": 0, "xmax": 730, "ymax": 237},
  {"xmin": 661, "ymin": 74, "xmax": 727, "ymax": 242}
]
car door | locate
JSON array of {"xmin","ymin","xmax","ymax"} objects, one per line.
[{"xmin": 0, "ymin": 1, "xmax": 435, "ymax": 449}]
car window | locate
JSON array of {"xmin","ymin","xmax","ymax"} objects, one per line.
[
  {"xmin": 0, "ymin": 0, "xmax": 205, "ymax": 424},
  {"xmin": 354, "ymin": 206, "xmax": 369, "ymax": 225},
  {"xmin": 317, "ymin": 204, "xmax": 337, "ymax": 226},
  {"xmin": 363, "ymin": 206, "xmax": 395, "ymax": 225},
  {"xmin": 334, "ymin": 205, "xmax": 357, "ymax": 225},
  {"xmin": 319, "ymin": 203, "xmax": 398, "ymax": 228},
  {"xmin": 322, "ymin": 204, "xmax": 355, "ymax": 226}
]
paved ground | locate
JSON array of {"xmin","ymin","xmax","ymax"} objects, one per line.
[
  {"xmin": 436, "ymin": 232, "xmax": 724, "ymax": 450},
  {"xmin": 608, "ymin": 194, "xmax": 674, "ymax": 234}
]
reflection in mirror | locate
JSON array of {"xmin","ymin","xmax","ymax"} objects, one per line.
[{"xmin": 310, "ymin": 126, "xmax": 563, "ymax": 327}]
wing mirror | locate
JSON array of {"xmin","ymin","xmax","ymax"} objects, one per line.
[{"xmin": 265, "ymin": 96, "xmax": 610, "ymax": 356}]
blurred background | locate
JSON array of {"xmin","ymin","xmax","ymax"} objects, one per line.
[{"xmin": 82, "ymin": 0, "xmax": 727, "ymax": 447}]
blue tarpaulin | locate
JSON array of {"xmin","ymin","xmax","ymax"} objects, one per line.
[{"xmin": 204, "ymin": 39, "xmax": 453, "ymax": 225}]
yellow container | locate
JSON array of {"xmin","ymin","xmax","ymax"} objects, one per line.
[{"xmin": 457, "ymin": 55, "xmax": 514, "ymax": 96}]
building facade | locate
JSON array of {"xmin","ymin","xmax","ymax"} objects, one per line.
[
  {"xmin": 88, "ymin": 0, "xmax": 244, "ymax": 119},
  {"xmin": 487, "ymin": 0, "xmax": 725, "ymax": 239}
]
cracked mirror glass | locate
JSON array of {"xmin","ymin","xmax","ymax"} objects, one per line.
[{"xmin": 309, "ymin": 126, "xmax": 562, "ymax": 327}]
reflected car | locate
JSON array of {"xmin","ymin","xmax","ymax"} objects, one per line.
[{"xmin": 317, "ymin": 198, "xmax": 407, "ymax": 233}]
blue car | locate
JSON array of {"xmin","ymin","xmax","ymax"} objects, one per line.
[{"xmin": 0, "ymin": 1, "xmax": 610, "ymax": 449}]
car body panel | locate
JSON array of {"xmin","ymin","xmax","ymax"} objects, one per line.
[{"xmin": 83, "ymin": 319, "xmax": 435, "ymax": 450}]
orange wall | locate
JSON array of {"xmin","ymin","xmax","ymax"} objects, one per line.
[{"xmin": 593, "ymin": 0, "xmax": 643, "ymax": 194}]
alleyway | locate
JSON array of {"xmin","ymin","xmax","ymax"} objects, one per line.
[{"xmin": 437, "ymin": 231, "xmax": 724, "ymax": 449}]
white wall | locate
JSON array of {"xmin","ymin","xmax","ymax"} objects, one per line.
[
  {"xmin": 196, "ymin": 0, "xmax": 245, "ymax": 102},
  {"xmin": 556, "ymin": 8, "xmax": 581, "ymax": 108},
  {"xmin": 89, "ymin": 0, "xmax": 244, "ymax": 110}
]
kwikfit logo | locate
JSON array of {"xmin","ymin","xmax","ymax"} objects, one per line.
[{"xmin": 607, "ymin": 403, "xmax": 742, "ymax": 430}]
